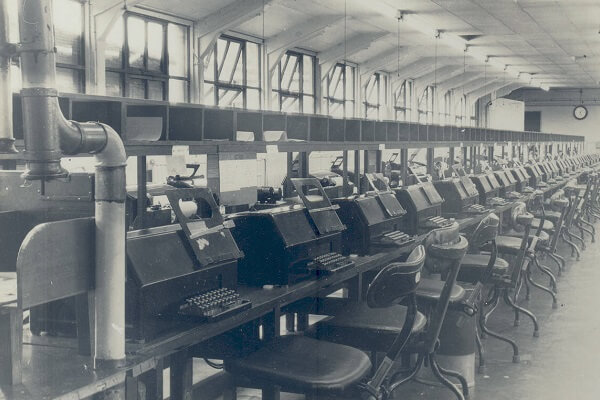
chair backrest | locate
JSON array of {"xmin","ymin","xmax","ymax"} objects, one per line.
[
  {"xmin": 548, "ymin": 191, "xmax": 569, "ymax": 250},
  {"xmin": 508, "ymin": 206, "xmax": 534, "ymax": 285},
  {"xmin": 468, "ymin": 213, "xmax": 500, "ymax": 251},
  {"xmin": 366, "ymin": 245, "xmax": 425, "ymax": 309},
  {"xmin": 422, "ymin": 223, "xmax": 469, "ymax": 353}
]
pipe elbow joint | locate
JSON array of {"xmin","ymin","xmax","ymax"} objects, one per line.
[{"xmin": 95, "ymin": 123, "xmax": 126, "ymax": 168}]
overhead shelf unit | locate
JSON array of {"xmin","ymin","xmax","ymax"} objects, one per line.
[{"xmin": 7, "ymin": 92, "xmax": 585, "ymax": 158}]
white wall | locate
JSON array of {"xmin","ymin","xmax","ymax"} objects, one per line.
[
  {"xmin": 488, "ymin": 98, "xmax": 525, "ymax": 131},
  {"xmin": 524, "ymin": 105, "xmax": 600, "ymax": 144},
  {"xmin": 505, "ymin": 88, "xmax": 600, "ymax": 145}
]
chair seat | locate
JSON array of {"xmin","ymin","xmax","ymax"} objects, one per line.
[
  {"xmin": 457, "ymin": 254, "xmax": 510, "ymax": 283},
  {"xmin": 535, "ymin": 210, "xmax": 561, "ymax": 224},
  {"xmin": 312, "ymin": 302, "xmax": 427, "ymax": 353},
  {"xmin": 416, "ymin": 278, "xmax": 465, "ymax": 303},
  {"xmin": 531, "ymin": 218, "xmax": 554, "ymax": 231},
  {"xmin": 494, "ymin": 232, "xmax": 549, "ymax": 255},
  {"xmin": 225, "ymin": 335, "xmax": 372, "ymax": 393}
]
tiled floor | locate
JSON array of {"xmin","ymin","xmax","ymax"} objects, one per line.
[{"xmin": 196, "ymin": 239, "xmax": 600, "ymax": 400}]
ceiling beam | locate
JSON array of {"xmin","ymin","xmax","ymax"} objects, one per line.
[
  {"xmin": 468, "ymin": 81, "xmax": 518, "ymax": 104},
  {"xmin": 197, "ymin": 0, "xmax": 277, "ymax": 38},
  {"xmin": 319, "ymin": 31, "xmax": 389, "ymax": 67},
  {"xmin": 413, "ymin": 65, "xmax": 463, "ymax": 90},
  {"xmin": 266, "ymin": 15, "xmax": 345, "ymax": 57}
]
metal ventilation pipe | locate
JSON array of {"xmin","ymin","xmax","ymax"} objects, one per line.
[
  {"xmin": 0, "ymin": 0, "xmax": 17, "ymax": 153},
  {"xmin": 18, "ymin": 0, "xmax": 127, "ymax": 366}
]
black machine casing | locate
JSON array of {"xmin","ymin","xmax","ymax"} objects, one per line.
[
  {"xmin": 433, "ymin": 177, "xmax": 479, "ymax": 217},
  {"xmin": 511, "ymin": 167, "xmax": 531, "ymax": 192},
  {"xmin": 126, "ymin": 188, "xmax": 243, "ymax": 341},
  {"xmin": 493, "ymin": 170, "xmax": 517, "ymax": 196},
  {"xmin": 332, "ymin": 192, "xmax": 406, "ymax": 255},
  {"xmin": 525, "ymin": 164, "xmax": 543, "ymax": 187},
  {"xmin": 470, "ymin": 174, "xmax": 500, "ymax": 205},
  {"xmin": 230, "ymin": 178, "xmax": 345, "ymax": 286},
  {"xmin": 394, "ymin": 182, "xmax": 444, "ymax": 235}
]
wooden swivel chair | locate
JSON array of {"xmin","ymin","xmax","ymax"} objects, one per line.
[{"xmin": 224, "ymin": 246, "xmax": 426, "ymax": 400}]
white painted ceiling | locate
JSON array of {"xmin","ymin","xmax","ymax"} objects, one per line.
[{"xmin": 97, "ymin": 0, "xmax": 600, "ymax": 90}]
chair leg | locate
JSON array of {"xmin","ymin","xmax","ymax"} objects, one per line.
[
  {"xmin": 480, "ymin": 290, "xmax": 520, "ymax": 363},
  {"xmin": 567, "ymin": 229, "xmax": 585, "ymax": 250},
  {"xmin": 475, "ymin": 312, "xmax": 485, "ymax": 374},
  {"xmin": 526, "ymin": 268, "xmax": 558, "ymax": 309},
  {"xmin": 428, "ymin": 354, "xmax": 465, "ymax": 400},
  {"xmin": 562, "ymin": 232, "xmax": 581, "ymax": 260},
  {"xmin": 533, "ymin": 254, "xmax": 558, "ymax": 294},
  {"xmin": 436, "ymin": 359, "xmax": 470, "ymax": 399},
  {"xmin": 387, "ymin": 354, "xmax": 425, "ymax": 395},
  {"xmin": 548, "ymin": 252, "xmax": 564, "ymax": 276},
  {"xmin": 503, "ymin": 289, "xmax": 539, "ymax": 337}
]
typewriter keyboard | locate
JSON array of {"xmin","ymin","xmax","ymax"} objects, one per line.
[
  {"xmin": 421, "ymin": 216, "xmax": 453, "ymax": 230},
  {"xmin": 464, "ymin": 204, "xmax": 487, "ymax": 214},
  {"xmin": 505, "ymin": 191, "xmax": 522, "ymax": 200},
  {"xmin": 489, "ymin": 197, "xmax": 508, "ymax": 206},
  {"xmin": 307, "ymin": 252, "xmax": 355, "ymax": 276},
  {"xmin": 178, "ymin": 288, "xmax": 251, "ymax": 321},
  {"xmin": 376, "ymin": 230, "xmax": 415, "ymax": 246},
  {"xmin": 522, "ymin": 186, "xmax": 535, "ymax": 194}
]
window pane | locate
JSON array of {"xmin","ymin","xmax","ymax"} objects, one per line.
[
  {"xmin": 10, "ymin": 64, "xmax": 21, "ymax": 93},
  {"xmin": 168, "ymin": 24, "xmax": 188, "ymax": 77},
  {"xmin": 106, "ymin": 72, "xmax": 123, "ymax": 97},
  {"xmin": 147, "ymin": 22, "xmax": 164, "ymax": 72},
  {"xmin": 281, "ymin": 96, "xmax": 299, "ymax": 113},
  {"xmin": 218, "ymin": 88, "xmax": 243, "ymax": 108},
  {"xmin": 247, "ymin": 89, "xmax": 260, "ymax": 110},
  {"xmin": 365, "ymin": 75, "xmax": 378, "ymax": 104},
  {"xmin": 56, "ymin": 67, "xmax": 83, "ymax": 93},
  {"xmin": 128, "ymin": 78, "xmax": 146, "ymax": 99},
  {"xmin": 148, "ymin": 80, "xmax": 164, "ymax": 100},
  {"xmin": 345, "ymin": 66, "xmax": 354, "ymax": 100},
  {"xmin": 128, "ymin": 17, "xmax": 146, "ymax": 69},
  {"xmin": 329, "ymin": 101, "xmax": 343, "ymax": 118},
  {"xmin": 169, "ymin": 79, "xmax": 188, "ymax": 103},
  {"xmin": 105, "ymin": 16, "xmax": 124, "ymax": 68},
  {"xmin": 53, "ymin": 0, "xmax": 83, "ymax": 65},
  {"xmin": 205, "ymin": 50, "xmax": 215, "ymax": 82},
  {"xmin": 329, "ymin": 65, "xmax": 343, "ymax": 99},
  {"xmin": 7, "ymin": 0, "xmax": 19, "ymax": 43},
  {"xmin": 303, "ymin": 55, "xmax": 314, "ymax": 95},
  {"xmin": 281, "ymin": 54, "xmax": 299, "ymax": 93},
  {"xmin": 217, "ymin": 39, "xmax": 242, "ymax": 85},
  {"xmin": 345, "ymin": 100, "xmax": 354, "ymax": 118},
  {"xmin": 203, "ymin": 83, "xmax": 215, "ymax": 106},
  {"xmin": 247, "ymin": 42, "xmax": 260, "ymax": 87},
  {"xmin": 302, "ymin": 95, "xmax": 314, "ymax": 114}
]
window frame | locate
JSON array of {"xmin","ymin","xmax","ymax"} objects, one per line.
[
  {"xmin": 272, "ymin": 50, "xmax": 316, "ymax": 114},
  {"xmin": 394, "ymin": 80, "xmax": 412, "ymax": 122},
  {"xmin": 105, "ymin": 11, "xmax": 191, "ymax": 101},
  {"xmin": 323, "ymin": 62, "xmax": 356, "ymax": 118},
  {"xmin": 203, "ymin": 34, "xmax": 262, "ymax": 109},
  {"xmin": 363, "ymin": 72, "xmax": 383, "ymax": 120}
]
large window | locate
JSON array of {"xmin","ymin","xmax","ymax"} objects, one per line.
[
  {"xmin": 454, "ymin": 94, "xmax": 467, "ymax": 126},
  {"xmin": 7, "ymin": 0, "xmax": 85, "ymax": 93},
  {"xmin": 105, "ymin": 13, "xmax": 190, "ymax": 102},
  {"xmin": 441, "ymin": 90, "xmax": 453, "ymax": 125},
  {"xmin": 417, "ymin": 85, "xmax": 435, "ymax": 124},
  {"xmin": 323, "ymin": 63, "xmax": 355, "ymax": 118},
  {"xmin": 203, "ymin": 36, "xmax": 261, "ymax": 109},
  {"xmin": 394, "ymin": 80, "xmax": 412, "ymax": 122},
  {"xmin": 363, "ymin": 73, "xmax": 386, "ymax": 120},
  {"xmin": 271, "ymin": 51, "xmax": 315, "ymax": 113}
]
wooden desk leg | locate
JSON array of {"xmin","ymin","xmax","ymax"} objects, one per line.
[
  {"xmin": 285, "ymin": 312, "xmax": 295, "ymax": 332},
  {"xmin": 262, "ymin": 384, "xmax": 281, "ymax": 400},
  {"xmin": 0, "ymin": 305, "xmax": 22, "ymax": 385},
  {"xmin": 347, "ymin": 273, "xmax": 363, "ymax": 302},
  {"xmin": 170, "ymin": 352, "xmax": 193, "ymax": 400},
  {"xmin": 138, "ymin": 359, "xmax": 164, "ymax": 400},
  {"xmin": 262, "ymin": 307, "xmax": 281, "ymax": 341}
]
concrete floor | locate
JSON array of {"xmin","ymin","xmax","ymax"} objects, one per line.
[{"xmin": 196, "ymin": 238, "xmax": 600, "ymax": 400}]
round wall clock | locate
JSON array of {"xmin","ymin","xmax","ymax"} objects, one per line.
[{"xmin": 573, "ymin": 105, "xmax": 588, "ymax": 120}]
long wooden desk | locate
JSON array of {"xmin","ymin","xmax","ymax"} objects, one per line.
[{"xmin": 0, "ymin": 172, "xmax": 585, "ymax": 400}]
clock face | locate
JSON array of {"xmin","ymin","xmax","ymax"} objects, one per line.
[{"xmin": 573, "ymin": 105, "xmax": 588, "ymax": 120}]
